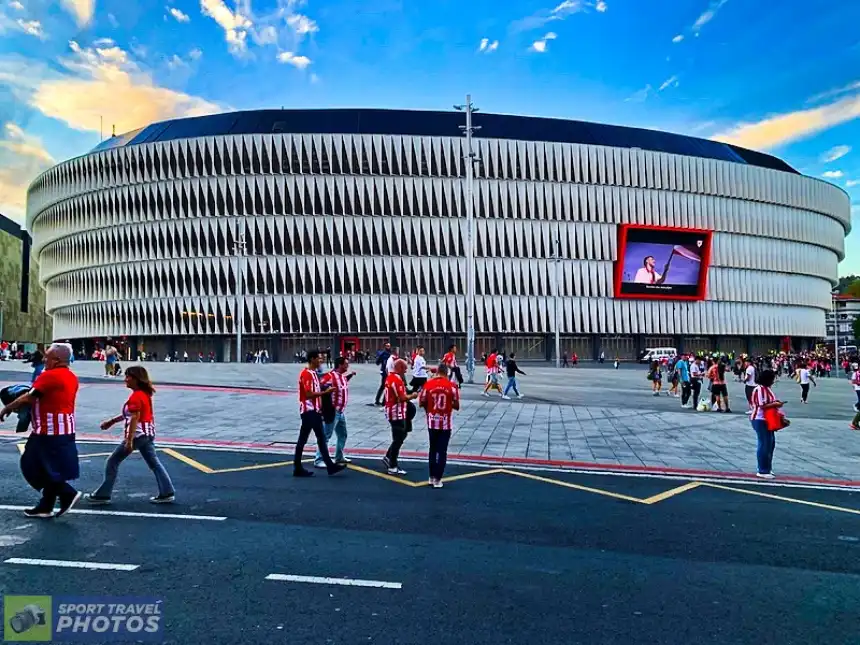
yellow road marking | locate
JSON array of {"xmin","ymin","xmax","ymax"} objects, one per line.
[
  {"xmin": 408, "ymin": 468, "xmax": 508, "ymax": 488},
  {"xmin": 346, "ymin": 463, "xmax": 422, "ymax": 487},
  {"xmin": 703, "ymin": 483, "xmax": 860, "ymax": 516},
  {"xmin": 640, "ymin": 481, "xmax": 703, "ymax": 505},
  {"xmin": 498, "ymin": 469, "xmax": 645, "ymax": 504},
  {"xmin": 211, "ymin": 461, "xmax": 293, "ymax": 474},
  {"xmin": 161, "ymin": 448, "xmax": 216, "ymax": 474}
]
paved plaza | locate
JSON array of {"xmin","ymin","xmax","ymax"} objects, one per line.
[{"xmin": 1, "ymin": 359, "xmax": 859, "ymax": 481}]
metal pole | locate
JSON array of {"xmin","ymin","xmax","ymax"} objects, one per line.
[
  {"xmin": 554, "ymin": 238, "xmax": 561, "ymax": 369},
  {"xmin": 0, "ymin": 301, "xmax": 4, "ymax": 341},
  {"xmin": 235, "ymin": 227, "xmax": 246, "ymax": 364},
  {"xmin": 465, "ymin": 96, "xmax": 476, "ymax": 384},
  {"xmin": 833, "ymin": 293, "xmax": 839, "ymax": 377}
]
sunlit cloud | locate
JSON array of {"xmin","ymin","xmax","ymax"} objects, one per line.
[
  {"xmin": 200, "ymin": 0, "xmax": 252, "ymax": 55},
  {"xmin": 510, "ymin": 0, "xmax": 606, "ymax": 33},
  {"xmin": 659, "ymin": 75, "xmax": 679, "ymax": 91},
  {"xmin": 478, "ymin": 38, "xmax": 499, "ymax": 53},
  {"xmin": 9, "ymin": 0, "xmax": 24, "ymax": 10},
  {"xmin": 0, "ymin": 123, "xmax": 55, "ymax": 222},
  {"xmin": 712, "ymin": 86, "xmax": 860, "ymax": 150},
  {"xmin": 672, "ymin": 34, "xmax": 683, "ymax": 43},
  {"xmin": 692, "ymin": 0, "xmax": 729, "ymax": 34},
  {"xmin": 60, "ymin": 0, "xmax": 96, "ymax": 27},
  {"xmin": 530, "ymin": 32, "xmax": 557, "ymax": 53},
  {"xmin": 624, "ymin": 84, "xmax": 652, "ymax": 103},
  {"xmin": 822, "ymin": 170, "xmax": 844, "ymax": 179},
  {"xmin": 846, "ymin": 179, "xmax": 860, "ymax": 188},
  {"xmin": 16, "ymin": 18, "xmax": 46, "ymax": 39}
]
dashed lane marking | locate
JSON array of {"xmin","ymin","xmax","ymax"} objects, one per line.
[
  {"xmin": 265, "ymin": 573, "xmax": 402, "ymax": 589},
  {"xmin": 0, "ymin": 505, "xmax": 227, "ymax": 521},
  {"xmin": 4, "ymin": 558, "xmax": 139, "ymax": 571}
]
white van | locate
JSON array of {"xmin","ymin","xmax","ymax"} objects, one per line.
[{"xmin": 639, "ymin": 347, "xmax": 678, "ymax": 364}]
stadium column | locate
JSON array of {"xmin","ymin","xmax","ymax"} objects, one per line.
[{"xmin": 675, "ymin": 336, "xmax": 684, "ymax": 356}]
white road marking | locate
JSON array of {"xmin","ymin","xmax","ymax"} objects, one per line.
[
  {"xmin": 265, "ymin": 574, "xmax": 402, "ymax": 589},
  {"xmin": 0, "ymin": 535, "xmax": 29, "ymax": 547},
  {"xmin": 0, "ymin": 505, "xmax": 226, "ymax": 521},
  {"xmin": 4, "ymin": 558, "xmax": 138, "ymax": 571}
]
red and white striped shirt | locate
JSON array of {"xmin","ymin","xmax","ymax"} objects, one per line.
[
  {"xmin": 384, "ymin": 374, "xmax": 407, "ymax": 421},
  {"xmin": 419, "ymin": 377, "xmax": 459, "ymax": 430},
  {"xmin": 30, "ymin": 366, "xmax": 78, "ymax": 436},
  {"xmin": 320, "ymin": 370, "xmax": 349, "ymax": 413},
  {"xmin": 123, "ymin": 390, "xmax": 156, "ymax": 438},
  {"xmin": 485, "ymin": 354, "xmax": 500, "ymax": 375},
  {"xmin": 442, "ymin": 352, "xmax": 458, "ymax": 369},
  {"xmin": 749, "ymin": 385, "xmax": 775, "ymax": 421},
  {"xmin": 298, "ymin": 368, "xmax": 322, "ymax": 413}
]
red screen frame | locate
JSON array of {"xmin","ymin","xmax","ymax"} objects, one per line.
[{"xmin": 614, "ymin": 224, "xmax": 713, "ymax": 301}]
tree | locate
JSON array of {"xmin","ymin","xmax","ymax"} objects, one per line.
[
  {"xmin": 847, "ymin": 281, "xmax": 860, "ymax": 298},
  {"xmin": 837, "ymin": 275, "xmax": 860, "ymax": 294}
]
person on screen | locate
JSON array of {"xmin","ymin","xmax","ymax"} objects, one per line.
[{"xmin": 634, "ymin": 256, "xmax": 662, "ymax": 284}]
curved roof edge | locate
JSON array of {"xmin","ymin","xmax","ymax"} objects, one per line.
[{"xmin": 89, "ymin": 108, "xmax": 798, "ymax": 174}]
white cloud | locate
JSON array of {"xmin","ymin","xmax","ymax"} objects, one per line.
[
  {"xmin": 0, "ymin": 123, "xmax": 55, "ymax": 223},
  {"xmin": 595, "ymin": 0, "xmax": 607, "ymax": 11},
  {"xmin": 9, "ymin": 0, "xmax": 24, "ymax": 10},
  {"xmin": 625, "ymin": 84, "xmax": 651, "ymax": 103},
  {"xmin": 310, "ymin": 72, "xmax": 319, "ymax": 84},
  {"xmin": 479, "ymin": 38, "xmax": 498, "ymax": 52},
  {"xmin": 846, "ymin": 179, "xmax": 860, "ymax": 187},
  {"xmin": 200, "ymin": 0, "xmax": 253, "ymax": 55},
  {"xmin": 286, "ymin": 13, "xmax": 317, "ymax": 35},
  {"xmin": 672, "ymin": 34, "xmax": 684, "ymax": 43},
  {"xmin": 277, "ymin": 51, "xmax": 310, "ymax": 69},
  {"xmin": 659, "ymin": 74, "xmax": 679, "ymax": 91},
  {"xmin": 692, "ymin": 0, "xmax": 729, "ymax": 34},
  {"xmin": 712, "ymin": 86, "xmax": 860, "ymax": 151},
  {"xmin": 15, "ymin": 18, "xmax": 45, "ymax": 39},
  {"xmin": 189, "ymin": 47, "xmax": 203, "ymax": 60},
  {"xmin": 821, "ymin": 145, "xmax": 851, "ymax": 163},
  {"xmin": 487, "ymin": 40, "xmax": 499, "ymax": 52},
  {"xmin": 530, "ymin": 32, "xmax": 557, "ymax": 52},
  {"xmin": 60, "ymin": 0, "xmax": 96, "ymax": 27},
  {"xmin": 822, "ymin": 170, "xmax": 844, "ymax": 179},
  {"xmin": 107, "ymin": 12, "xmax": 119, "ymax": 27},
  {"xmin": 169, "ymin": 7, "xmax": 191, "ymax": 23},
  {"xmin": 166, "ymin": 54, "xmax": 188, "ymax": 70},
  {"xmin": 510, "ymin": 0, "xmax": 606, "ymax": 33}
]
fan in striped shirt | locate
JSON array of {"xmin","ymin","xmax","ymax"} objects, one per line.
[{"xmin": 315, "ymin": 357, "xmax": 356, "ymax": 468}]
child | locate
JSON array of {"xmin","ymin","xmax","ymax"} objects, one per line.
[{"xmin": 87, "ymin": 366, "xmax": 175, "ymax": 505}]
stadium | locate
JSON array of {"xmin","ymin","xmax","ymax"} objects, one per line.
[{"xmin": 25, "ymin": 108, "xmax": 852, "ymax": 362}]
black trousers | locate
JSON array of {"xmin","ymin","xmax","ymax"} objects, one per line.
[
  {"xmin": 681, "ymin": 381, "xmax": 692, "ymax": 406},
  {"xmin": 428, "ymin": 429, "xmax": 451, "ymax": 480},
  {"xmin": 745, "ymin": 385, "xmax": 756, "ymax": 404},
  {"xmin": 691, "ymin": 379, "xmax": 702, "ymax": 408},
  {"xmin": 801, "ymin": 383, "xmax": 810, "ymax": 402},
  {"xmin": 294, "ymin": 411, "xmax": 335, "ymax": 472},
  {"xmin": 386, "ymin": 420, "xmax": 409, "ymax": 468},
  {"xmin": 452, "ymin": 367, "xmax": 464, "ymax": 385},
  {"xmin": 374, "ymin": 374, "xmax": 386, "ymax": 404},
  {"xmin": 409, "ymin": 377, "xmax": 427, "ymax": 394}
]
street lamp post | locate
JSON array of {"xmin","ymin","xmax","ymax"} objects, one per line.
[
  {"xmin": 234, "ymin": 230, "xmax": 246, "ymax": 364},
  {"xmin": 832, "ymin": 290, "xmax": 839, "ymax": 376},
  {"xmin": 552, "ymin": 237, "xmax": 561, "ymax": 368},
  {"xmin": 454, "ymin": 95, "xmax": 481, "ymax": 384}
]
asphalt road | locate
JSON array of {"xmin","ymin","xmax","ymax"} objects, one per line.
[{"xmin": 1, "ymin": 442, "xmax": 860, "ymax": 644}]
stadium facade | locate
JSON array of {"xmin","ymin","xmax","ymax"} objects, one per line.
[{"xmin": 25, "ymin": 109, "xmax": 852, "ymax": 361}]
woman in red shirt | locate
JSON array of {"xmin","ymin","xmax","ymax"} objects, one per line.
[{"xmin": 87, "ymin": 366, "xmax": 175, "ymax": 504}]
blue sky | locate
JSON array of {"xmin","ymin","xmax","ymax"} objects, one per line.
[{"xmin": 0, "ymin": 0, "xmax": 858, "ymax": 275}]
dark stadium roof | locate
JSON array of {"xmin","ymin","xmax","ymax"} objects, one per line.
[{"xmin": 90, "ymin": 108, "xmax": 798, "ymax": 174}]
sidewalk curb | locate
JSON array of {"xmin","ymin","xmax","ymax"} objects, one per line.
[{"xmin": 5, "ymin": 431, "xmax": 859, "ymax": 489}]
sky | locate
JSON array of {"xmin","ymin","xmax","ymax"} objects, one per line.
[{"xmin": 0, "ymin": 0, "xmax": 858, "ymax": 275}]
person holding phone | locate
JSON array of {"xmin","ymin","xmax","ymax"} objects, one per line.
[{"xmin": 749, "ymin": 369, "xmax": 782, "ymax": 479}]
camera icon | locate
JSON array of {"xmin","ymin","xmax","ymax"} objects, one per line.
[{"xmin": 9, "ymin": 604, "xmax": 46, "ymax": 634}]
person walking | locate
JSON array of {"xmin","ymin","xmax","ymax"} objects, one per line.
[
  {"xmin": 418, "ymin": 364, "xmax": 460, "ymax": 488},
  {"xmin": 743, "ymin": 359, "xmax": 757, "ymax": 408},
  {"xmin": 382, "ymin": 359, "xmax": 419, "ymax": 475},
  {"xmin": 707, "ymin": 360, "xmax": 732, "ymax": 413},
  {"xmin": 689, "ymin": 356, "xmax": 705, "ymax": 410},
  {"xmin": 749, "ymin": 369, "xmax": 783, "ymax": 479},
  {"xmin": 314, "ymin": 357, "xmax": 356, "ymax": 468},
  {"xmin": 850, "ymin": 365, "xmax": 860, "ymax": 431},
  {"xmin": 482, "ymin": 349, "xmax": 503, "ymax": 397},
  {"xmin": 502, "ymin": 353, "xmax": 526, "ymax": 400},
  {"xmin": 87, "ymin": 366, "xmax": 175, "ymax": 504},
  {"xmin": 0, "ymin": 343, "xmax": 81, "ymax": 518},
  {"xmin": 409, "ymin": 346, "xmax": 429, "ymax": 393},
  {"xmin": 796, "ymin": 361, "xmax": 816, "ymax": 404},
  {"xmin": 373, "ymin": 343, "xmax": 392, "ymax": 406},
  {"xmin": 648, "ymin": 360, "xmax": 663, "ymax": 396},
  {"xmin": 676, "ymin": 354, "xmax": 692, "ymax": 408},
  {"xmin": 29, "ymin": 344, "xmax": 45, "ymax": 383},
  {"xmin": 294, "ymin": 351, "xmax": 346, "ymax": 477}
]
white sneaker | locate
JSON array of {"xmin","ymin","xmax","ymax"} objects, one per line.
[
  {"xmin": 313, "ymin": 460, "xmax": 327, "ymax": 469},
  {"xmin": 517, "ymin": 394, "xmax": 524, "ymax": 399},
  {"xmin": 482, "ymin": 392, "xmax": 490, "ymax": 398},
  {"xmin": 388, "ymin": 468, "xmax": 407, "ymax": 475},
  {"xmin": 432, "ymin": 480, "xmax": 444, "ymax": 489},
  {"xmin": 756, "ymin": 472, "xmax": 775, "ymax": 479},
  {"xmin": 502, "ymin": 395, "xmax": 511, "ymax": 400}
]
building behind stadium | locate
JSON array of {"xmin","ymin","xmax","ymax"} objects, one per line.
[
  {"xmin": 0, "ymin": 213, "xmax": 51, "ymax": 346},
  {"xmin": 25, "ymin": 109, "xmax": 851, "ymax": 361}
]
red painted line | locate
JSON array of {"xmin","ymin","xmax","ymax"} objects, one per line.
[{"xmin": 4, "ymin": 431, "xmax": 859, "ymax": 488}]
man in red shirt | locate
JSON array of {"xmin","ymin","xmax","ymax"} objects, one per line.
[
  {"xmin": 382, "ymin": 359, "xmax": 419, "ymax": 475},
  {"xmin": 294, "ymin": 350, "xmax": 346, "ymax": 477},
  {"xmin": 419, "ymin": 364, "xmax": 460, "ymax": 488},
  {"xmin": 482, "ymin": 348, "xmax": 502, "ymax": 397},
  {"xmin": 0, "ymin": 343, "xmax": 81, "ymax": 518},
  {"xmin": 315, "ymin": 357, "xmax": 356, "ymax": 468},
  {"xmin": 442, "ymin": 345, "xmax": 462, "ymax": 387}
]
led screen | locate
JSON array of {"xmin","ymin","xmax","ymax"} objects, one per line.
[{"xmin": 614, "ymin": 225, "xmax": 712, "ymax": 300}]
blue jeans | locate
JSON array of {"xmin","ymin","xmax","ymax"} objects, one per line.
[
  {"xmin": 504, "ymin": 377, "xmax": 520, "ymax": 396},
  {"xmin": 93, "ymin": 435, "xmax": 175, "ymax": 499},
  {"xmin": 751, "ymin": 419, "xmax": 775, "ymax": 475},
  {"xmin": 31, "ymin": 364, "xmax": 44, "ymax": 382},
  {"xmin": 316, "ymin": 412, "xmax": 347, "ymax": 463}
]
